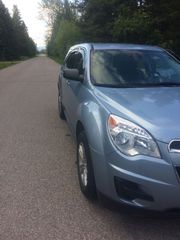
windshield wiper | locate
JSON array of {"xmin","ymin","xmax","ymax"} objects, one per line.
[
  {"xmin": 147, "ymin": 82, "xmax": 180, "ymax": 87},
  {"xmin": 94, "ymin": 82, "xmax": 180, "ymax": 88}
]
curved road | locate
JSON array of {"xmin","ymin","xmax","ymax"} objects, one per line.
[{"xmin": 0, "ymin": 57, "xmax": 180, "ymax": 240}]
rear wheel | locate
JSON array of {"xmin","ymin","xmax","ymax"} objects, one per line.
[
  {"xmin": 77, "ymin": 131, "xmax": 96, "ymax": 199},
  {"xmin": 58, "ymin": 91, "xmax": 66, "ymax": 120}
]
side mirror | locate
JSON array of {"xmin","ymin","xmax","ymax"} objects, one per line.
[{"xmin": 63, "ymin": 68, "xmax": 83, "ymax": 81}]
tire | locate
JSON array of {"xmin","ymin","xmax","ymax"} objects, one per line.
[
  {"xmin": 58, "ymin": 91, "xmax": 66, "ymax": 120},
  {"xmin": 77, "ymin": 131, "xmax": 96, "ymax": 199}
]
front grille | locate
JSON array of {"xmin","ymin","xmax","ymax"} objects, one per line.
[{"xmin": 168, "ymin": 140, "xmax": 180, "ymax": 153}]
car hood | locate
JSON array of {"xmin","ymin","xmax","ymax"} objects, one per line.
[{"xmin": 94, "ymin": 86, "xmax": 180, "ymax": 143}]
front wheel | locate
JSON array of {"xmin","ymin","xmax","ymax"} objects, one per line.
[{"xmin": 77, "ymin": 131, "xmax": 96, "ymax": 199}]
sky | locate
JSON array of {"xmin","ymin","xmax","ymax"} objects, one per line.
[{"xmin": 3, "ymin": 0, "xmax": 46, "ymax": 49}]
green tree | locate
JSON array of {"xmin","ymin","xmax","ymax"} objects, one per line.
[
  {"xmin": 41, "ymin": 0, "xmax": 180, "ymax": 58},
  {"xmin": 0, "ymin": 1, "xmax": 36, "ymax": 60},
  {"xmin": 112, "ymin": 5, "xmax": 159, "ymax": 44},
  {"xmin": 12, "ymin": 5, "xmax": 36, "ymax": 58},
  {"xmin": 77, "ymin": 0, "xmax": 138, "ymax": 42},
  {"xmin": 0, "ymin": 0, "xmax": 15, "ymax": 60},
  {"xmin": 41, "ymin": 0, "xmax": 82, "ymax": 61},
  {"xmin": 47, "ymin": 20, "xmax": 82, "ymax": 61},
  {"xmin": 144, "ymin": 0, "xmax": 180, "ymax": 53}
]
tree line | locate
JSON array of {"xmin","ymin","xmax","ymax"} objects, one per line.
[
  {"xmin": 41, "ymin": 0, "xmax": 180, "ymax": 62},
  {"xmin": 0, "ymin": 0, "xmax": 36, "ymax": 61}
]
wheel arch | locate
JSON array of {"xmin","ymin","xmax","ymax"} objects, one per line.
[
  {"xmin": 76, "ymin": 121, "xmax": 85, "ymax": 140},
  {"xmin": 75, "ymin": 101, "xmax": 108, "ymax": 155},
  {"xmin": 75, "ymin": 102, "xmax": 111, "ymax": 195}
]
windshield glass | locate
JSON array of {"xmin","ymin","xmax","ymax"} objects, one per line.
[{"xmin": 91, "ymin": 50, "xmax": 180, "ymax": 87}]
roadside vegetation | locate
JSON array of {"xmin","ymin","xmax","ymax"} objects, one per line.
[
  {"xmin": 0, "ymin": 61, "xmax": 20, "ymax": 70},
  {"xmin": 40, "ymin": 0, "xmax": 180, "ymax": 63},
  {"xmin": 0, "ymin": 0, "xmax": 36, "ymax": 66}
]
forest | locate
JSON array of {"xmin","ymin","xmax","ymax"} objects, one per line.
[
  {"xmin": 0, "ymin": 0, "xmax": 36, "ymax": 61},
  {"xmin": 41, "ymin": 0, "xmax": 180, "ymax": 63}
]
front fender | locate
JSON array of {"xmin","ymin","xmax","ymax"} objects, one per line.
[
  {"xmin": 76, "ymin": 100, "xmax": 114, "ymax": 193},
  {"xmin": 76, "ymin": 100, "xmax": 112, "ymax": 156}
]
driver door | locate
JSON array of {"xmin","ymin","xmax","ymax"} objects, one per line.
[{"xmin": 62, "ymin": 49, "xmax": 84, "ymax": 130}]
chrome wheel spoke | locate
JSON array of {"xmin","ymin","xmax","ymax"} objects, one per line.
[{"xmin": 78, "ymin": 143, "xmax": 88, "ymax": 187}]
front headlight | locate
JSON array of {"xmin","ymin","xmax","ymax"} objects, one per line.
[{"xmin": 108, "ymin": 114, "xmax": 161, "ymax": 158}]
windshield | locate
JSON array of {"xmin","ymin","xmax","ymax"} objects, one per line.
[{"xmin": 91, "ymin": 50, "xmax": 180, "ymax": 87}]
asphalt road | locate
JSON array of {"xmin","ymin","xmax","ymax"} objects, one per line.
[{"xmin": 1, "ymin": 57, "xmax": 180, "ymax": 240}]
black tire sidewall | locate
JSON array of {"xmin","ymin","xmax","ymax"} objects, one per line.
[
  {"xmin": 77, "ymin": 131, "xmax": 96, "ymax": 199},
  {"xmin": 58, "ymin": 91, "xmax": 65, "ymax": 120}
]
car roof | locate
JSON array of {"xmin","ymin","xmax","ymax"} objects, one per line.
[{"xmin": 70, "ymin": 43, "xmax": 163, "ymax": 52}]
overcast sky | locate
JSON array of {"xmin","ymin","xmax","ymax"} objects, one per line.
[{"xmin": 4, "ymin": 0, "xmax": 46, "ymax": 48}]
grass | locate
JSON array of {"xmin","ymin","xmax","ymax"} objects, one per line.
[
  {"xmin": 0, "ymin": 61, "xmax": 20, "ymax": 70},
  {"xmin": 50, "ymin": 56, "xmax": 63, "ymax": 64}
]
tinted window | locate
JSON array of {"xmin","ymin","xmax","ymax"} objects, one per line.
[{"xmin": 91, "ymin": 50, "xmax": 180, "ymax": 87}]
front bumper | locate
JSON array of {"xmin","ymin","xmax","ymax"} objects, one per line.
[{"xmin": 90, "ymin": 140, "xmax": 180, "ymax": 211}]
